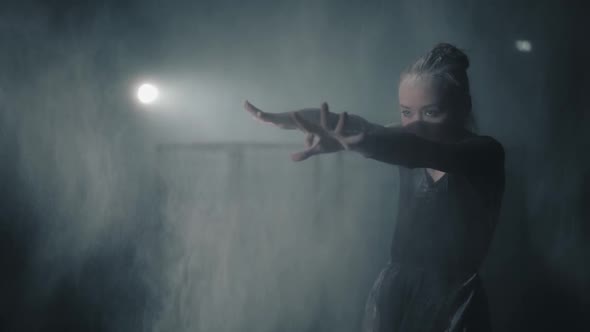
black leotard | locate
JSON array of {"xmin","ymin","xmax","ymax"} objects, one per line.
[{"xmin": 357, "ymin": 123, "xmax": 505, "ymax": 332}]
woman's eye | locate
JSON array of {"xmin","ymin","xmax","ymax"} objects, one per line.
[{"xmin": 424, "ymin": 109, "xmax": 440, "ymax": 117}]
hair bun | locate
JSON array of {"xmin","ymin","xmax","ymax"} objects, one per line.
[{"xmin": 429, "ymin": 43, "xmax": 470, "ymax": 70}]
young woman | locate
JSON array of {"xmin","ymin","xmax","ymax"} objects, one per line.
[{"xmin": 244, "ymin": 43, "xmax": 505, "ymax": 332}]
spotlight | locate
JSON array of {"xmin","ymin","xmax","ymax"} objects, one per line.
[
  {"xmin": 515, "ymin": 40, "xmax": 532, "ymax": 52},
  {"xmin": 137, "ymin": 83, "xmax": 159, "ymax": 104}
]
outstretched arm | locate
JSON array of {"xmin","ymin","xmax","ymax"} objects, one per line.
[
  {"xmin": 244, "ymin": 101, "xmax": 504, "ymax": 176},
  {"xmin": 355, "ymin": 125, "xmax": 504, "ymax": 176}
]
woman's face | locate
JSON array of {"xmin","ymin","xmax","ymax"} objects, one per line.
[{"xmin": 398, "ymin": 76, "xmax": 449, "ymax": 127}]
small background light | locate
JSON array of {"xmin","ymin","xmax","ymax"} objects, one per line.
[
  {"xmin": 137, "ymin": 83, "xmax": 159, "ymax": 104},
  {"xmin": 515, "ymin": 40, "xmax": 532, "ymax": 52}
]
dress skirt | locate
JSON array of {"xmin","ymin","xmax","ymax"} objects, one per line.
[{"xmin": 362, "ymin": 262, "xmax": 491, "ymax": 332}]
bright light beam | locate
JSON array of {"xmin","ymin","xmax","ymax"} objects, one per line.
[{"xmin": 137, "ymin": 83, "xmax": 159, "ymax": 104}]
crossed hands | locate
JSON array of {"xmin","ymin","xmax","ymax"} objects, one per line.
[{"xmin": 244, "ymin": 101, "xmax": 366, "ymax": 161}]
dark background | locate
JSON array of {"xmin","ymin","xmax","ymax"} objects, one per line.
[{"xmin": 0, "ymin": 0, "xmax": 588, "ymax": 331}]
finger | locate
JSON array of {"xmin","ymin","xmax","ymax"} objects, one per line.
[
  {"xmin": 244, "ymin": 100, "xmax": 265, "ymax": 119},
  {"xmin": 291, "ymin": 112, "xmax": 325, "ymax": 135},
  {"xmin": 304, "ymin": 133, "xmax": 315, "ymax": 148},
  {"xmin": 339, "ymin": 132, "xmax": 365, "ymax": 149},
  {"xmin": 290, "ymin": 143, "xmax": 321, "ymax": 162},
  {"xmin": 334, "ymin": 111, "xmax": 347, "ymax": 134},
  {"xmin": 290, "ymin": 148, "xmax": 313, "ymax": 162},
  {"xmin": 244, "ymin": 100, "xmax": 296, "ymax": 129},
  {"xmin": 320, "ymin": 102, "xmax": 329, "ymax": 130}
]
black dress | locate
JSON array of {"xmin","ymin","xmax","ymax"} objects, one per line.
[{"xmin": 357, "ymin": 125, "xmax": 505, "ymax": 332}]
